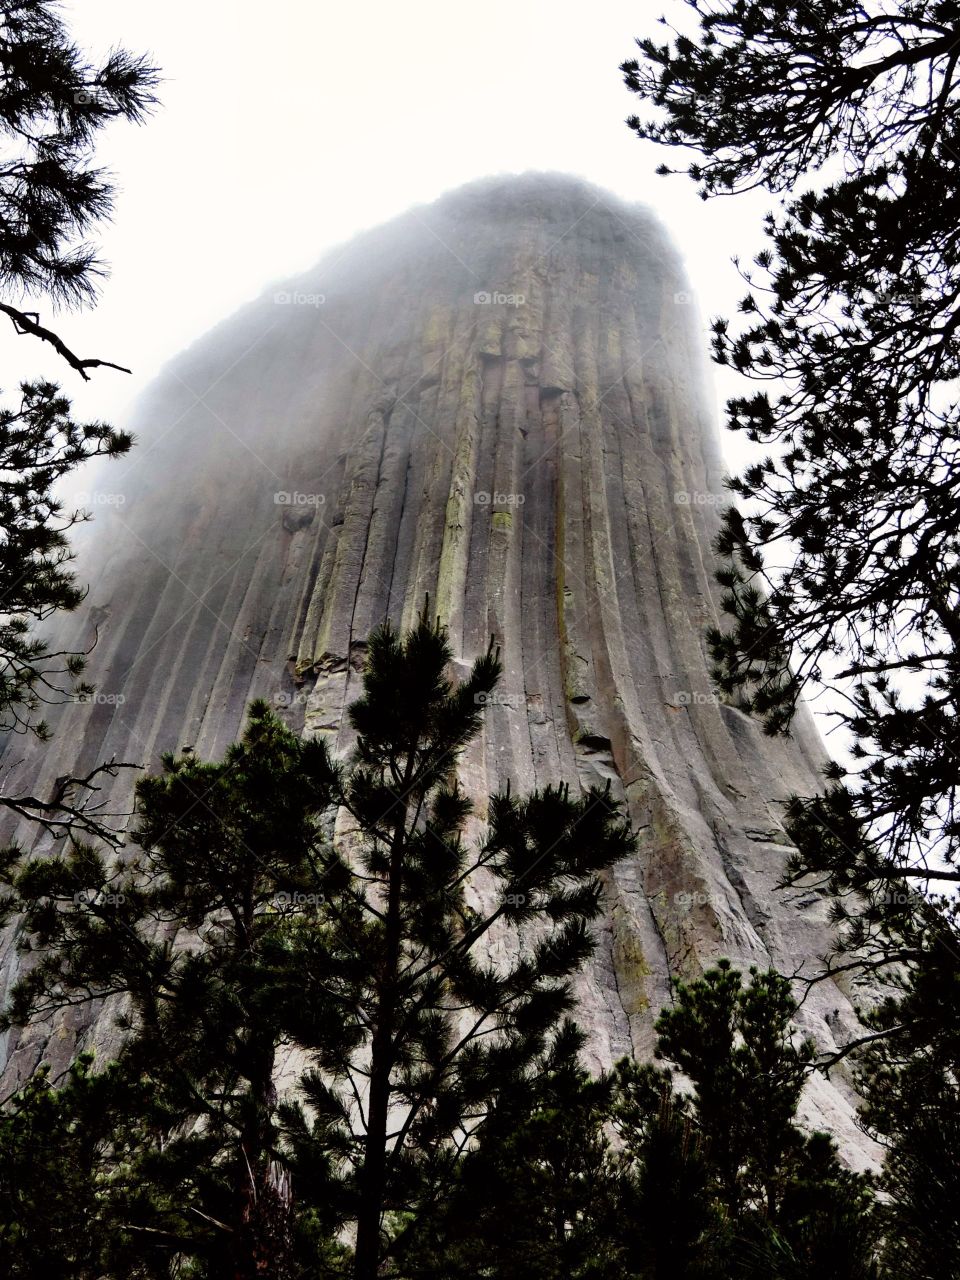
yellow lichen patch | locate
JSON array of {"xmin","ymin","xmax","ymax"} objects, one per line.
[
  {"xmin": 435, "ymin": 367, "xmax": 481, "ymax": 625},
  {"xmin": 422, "ymin": 304, "xmax": 452, "ymax": 350},
  {"xmin": 613, "ymin": 929, "xmax": 651, "ymax": 1014},
  {"xmin": 478, "ymin": 317, "xmax": 503, "ymax": 356},
  {"xmin": 492, "ymin": 510, "xmax": 512, "ymax": 531},
  {"xmin": 604, "ymin": 323, "xmax": 622, "ymax": 366}
]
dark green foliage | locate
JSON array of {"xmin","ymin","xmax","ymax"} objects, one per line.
[
  {"xmin": 0, "ymin": 1056, "xmax": 121, "ymax": 1280},
  {"xmin": 393, "ymin": 1020, "xmax": 629, "ymax": 1280},
  {"xmin": 0, "ymin": 381, "xmax": 132, "ymax": 840},
  {"xmin": 0, "ymin": 1, "xmax": 159, "ymax": 369},
  {"xmin": 296, "ymin": 614, "xmax": 636, "ymax": 1280},
  {"xmin": 0, "ymin": 1055, "xmax": 177, "ymax": 1280},
  {"xmin": 401, "ymin": 962, "xmax": 879, "ymax": 1280},
  {"xmin": 653, "ymin": 961, "xmax": 815, "ymax": 1220},
  {"xmin": 624, "ymin": 10, "xmax": 960, "ymax": 1271},
  {"xmin": 614, "ymin": 964, "xmax": 879, "ymax": 1280},
  {"xmin": 854, "ymin": 937, "xmax": 960, "ymax": 1280},
  {"xmin": 0, "ymin": 2, "xmax": 156, "ymax": 839},
  {"xmin": 623, "ymin": 0, "xmax": 960, "ymax": 889},
  {"xmin": 613, "ymin": 1071, "xmax": 716, "ymax": 1280},
  {"xmin": 1, "ymin": 700, "xmax": 351, "ymax": 1277},
  {"xmin": 1, "ymin": 613, "xmax": 636, "ymax": 1277},
  {"xmin": 869, "ymin": 1065, "xmax": 960, "ymax": 1280}
]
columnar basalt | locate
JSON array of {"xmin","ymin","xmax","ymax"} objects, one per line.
[{"xmin": 0, "ymin": 174, "xmax": 872, "ymax": 1161}]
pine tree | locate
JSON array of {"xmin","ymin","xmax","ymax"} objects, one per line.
[
  {"xmin": 279, "ymin": 613, "xmax": 635, "ymax": 1280},
  {"xmin": 0, "ymin": 1056, "xmax": 149, "ymax": 1280},
  {"xmin": 870, "ymin": 1067, "xmax": 960, "ymax": 1279},
  {"xmin": 853, "ymin": 916, "xmax": 960, "ymax": 1280},
  {"xmin": 1, "ymin": 613, "xmax": 635, "ymax": 1277},
  {"xmin": 0, "ymin": 382, "xmax": 133, "ymax": 841},
  {"xmin": 621, "ymin": 0, "xmax": 960, "ymax": 977},
  {"xmin": 401, "ymin": 960, "xmax": 881, "ymax": 1280},
  {"xmin": 653, "ymin": 962, "xmax": 816, "ymax": 1223},
  {"xmin": 0, "ymin": 1, "xmax": 159, "ymax": 375},
  {"xmin": 392, "ymin": 1021, "xmax": 629, "ymax": 1280},
  {"xmin": 1, "ymin": 700, "xmax": 353, "ymax": 1277},
  {"xmin": 611, "ymin": 1062, "xmax": 716, "ymax": 1280},
  {"xmin": 0, "ymin": 2, "xmax": 158, "ymax": 841},
  {"xmin": 614, "ymin": 963, "xmax": 879, "ymax": 1279},
  {"xmin": 623, "ymin": 9, "xmax": 960, "ymax": 1260}
]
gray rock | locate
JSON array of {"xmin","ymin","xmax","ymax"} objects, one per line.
[{"xmin": 0, "ymin": 173, "xmax": 876, "ymax": 1166}]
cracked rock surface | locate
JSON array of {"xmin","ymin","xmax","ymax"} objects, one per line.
[{"xmin": 0, "ymin": 174, "xmax": 875, "ymax": 1165}]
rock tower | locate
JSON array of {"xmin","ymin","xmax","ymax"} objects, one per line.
[{"xmin": 0, "ymin": 174, "xmax": 871, "ymax": 1160}]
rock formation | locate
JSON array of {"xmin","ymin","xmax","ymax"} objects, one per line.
[{"xmin": 0, "ymin": 173, "xmax": 872, "ymax": 1162}]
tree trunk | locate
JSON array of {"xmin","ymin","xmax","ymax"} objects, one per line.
[
  {"xmin": 353, "ymin": 1010, "xmax": 395, "ymax": 1280},
  {"xmin": 234, "ymin": 1158, "xmax": 295, "ymax": 1280},
  {"xmin": 353, "ymin": 763, "xmax": 414, "ymax": 1280},
  {"xmin": 228, "ymin": 895, "xmax": 290, "ymax": 1280}
]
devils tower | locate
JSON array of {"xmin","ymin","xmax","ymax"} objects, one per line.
[{"xmin": 0, "ymin": 174, "xmax": 870, "ymax": 1158}]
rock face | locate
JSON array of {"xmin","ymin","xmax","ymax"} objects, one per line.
[{"xmin": 0, "ymin": 173, "xmax": 872, "ymax": 1160}]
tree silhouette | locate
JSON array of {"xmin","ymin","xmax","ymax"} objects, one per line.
[
  {"xmin": 624, "ymin": 0, "xmax": 960, "ymax": 894},
  {"xmin": 0, "ymin": 3, "xmax": 157, "ymax": 842},
  {"xmin": 1, "ymin": 613, "xmax": 635, "ymax": 1278}
]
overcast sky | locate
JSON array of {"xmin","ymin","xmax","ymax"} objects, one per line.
[{"xmin": 1, "ymin": 0, "xmax": 775, "ymax": 471}]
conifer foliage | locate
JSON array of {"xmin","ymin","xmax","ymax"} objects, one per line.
[
  {"xmin": 283, "ymin": 615, "xmax": 636, "ymax": 1280},
  {"xmin": 0, "ymin": 1, "xmax": 157, "ymax": 841},
  {"xmin": 0, "ymin": 382, "xmax": 133, "ymax": 841},
  {"xmin": 623, "ymin": 10, "xmax": 960, "ymax": 1271},
  {"xmin": 623, "ymin": 0, "xmax": 960, "ymax": 895},
  {"xmin": 1, "ymin": 699, "xmax": 353, "ymax": 1277},
  {"xmin": 0, "ymin": 612, "xmax": 636, "ymax": 1278},
  {"xmin": 0, "ymin": 1, "xmax": 159, "ymax": 374},
  {"xmin": 401, "ymin": 962, "xmax": 879, "ymax": 1280}
]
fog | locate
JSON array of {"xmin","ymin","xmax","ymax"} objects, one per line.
[{"xmin": 0, "ymin": 0, "xmax": 770, "ymax": 480}]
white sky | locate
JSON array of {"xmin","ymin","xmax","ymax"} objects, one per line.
[
  {"xmin": 1, "ymin": 0, "xmax": 772, "ymax": 473},
  {"xmin": 3, "ymin": 2, "xmax": 874, "ymax": 770}
]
